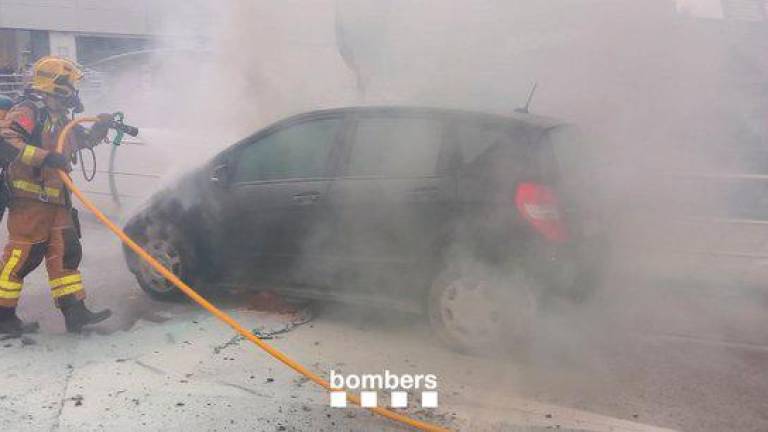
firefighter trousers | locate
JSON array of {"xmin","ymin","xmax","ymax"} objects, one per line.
[{"xmin": 0, "ymin": 199, "xmax": 85, "ymax": 308}]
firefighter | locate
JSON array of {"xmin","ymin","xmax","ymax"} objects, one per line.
[{"xmin": 0, "ymin": 56, "xmax": 113, "ymax": 335}]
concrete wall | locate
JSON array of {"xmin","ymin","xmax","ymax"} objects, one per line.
[
  {"xmin": 0, "ymin": 28, "xmax": 18, "ymax": 68},
  {"xmin": 48, "ymin": 31, "xmax": 77, "ymax": 60},
  {"xmin": 0, "ymin": 0, "xmax": 151, "ymax": 35},
  {"xmin": 0, "ymin": 0, "xmax": 211, "ymax": 37}
]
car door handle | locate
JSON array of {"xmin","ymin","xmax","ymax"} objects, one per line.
[{"xmin": 292, "ymin": 192, "xmax": 321, "ymax": 205}]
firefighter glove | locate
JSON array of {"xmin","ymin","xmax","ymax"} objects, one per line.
[{"xmin": 85, "ymin": 113, "xmax": 113, "ymax": 148}]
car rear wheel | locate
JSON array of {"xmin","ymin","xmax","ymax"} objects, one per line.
[
  {"xmin": 428, "ymin": 261, "xmax": 537, "ymax": 354},
  {"xmin": 134, "ymin": 225, "xmax": 195, "ymax": 301}
]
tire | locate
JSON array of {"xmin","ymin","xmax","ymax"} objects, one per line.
[
  {"xmin": 133, "ymin": 224, "xmax": 196, "ymax": 302},
  {"xmin": 428, "ymin": 260, "xmax": 537, "ymax": 354}
]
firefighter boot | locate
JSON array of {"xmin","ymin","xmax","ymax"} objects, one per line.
[
  {"xmin": 0, "ymin": 306, "xmax": 40, "ymax": 336},
  {"xmin": 59, "ymin": 296, "xmax": 112, "ymax": 333}
]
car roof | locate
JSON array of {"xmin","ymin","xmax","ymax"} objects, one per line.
[
  {"xmin": 284, "ymin": 105, "xmax": 566, "ymax": 131},
  {"xmin": 225, "ymin": 105, "xmax": 569, "ymax": 155}
]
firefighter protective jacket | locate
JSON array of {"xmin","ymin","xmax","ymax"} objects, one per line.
[{"xmin": 0, "ymin": 99, "xmax": 83, "ymax": 206}]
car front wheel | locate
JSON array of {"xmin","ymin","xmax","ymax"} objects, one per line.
[{"xmin": 134, "ymin": 225, "xmax": 195, "ymax": 301}]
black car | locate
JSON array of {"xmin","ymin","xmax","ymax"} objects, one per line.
[{"xmin": 123, "ymin": 106, "xmax": 602, "ymax": 351}]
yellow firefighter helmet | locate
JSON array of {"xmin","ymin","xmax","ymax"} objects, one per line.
[{"xmin": 29, "ymin": 56, "xmax": 84, "ymax": 98}]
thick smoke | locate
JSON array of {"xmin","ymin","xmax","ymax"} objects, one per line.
[
  {"xmin": 101, "ymin": 1, "xmax": 761, "ymax": 175},
  {"xmin": 85, "ymin": 0, "xmax": 766, "ymax": 322},
  {"xmin": 82, "ymin": 0, "xmax": 768, "ymax": 323},
  {"xmin": 111, "ymin": 1, "xmax": 764, "ymax": 271},
  {"xmin": 78, "ymin": 2, "xmax": 768, "ymax": 429}
]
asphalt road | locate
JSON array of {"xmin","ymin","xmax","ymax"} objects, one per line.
[{"xmin": 1, "ymin": 219, "xmax": 767, "ymax": 431}]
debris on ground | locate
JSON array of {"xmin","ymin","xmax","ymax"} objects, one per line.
[
  {"xmin": 213, "ymin": 336, "xmax": 242, "ymax": 354},
  {"xmin": 293, "ymin": 376, "xmax": 309, "ymax": 387},
  {"xmin": 213, "ymin": 302, "xmax": 314, "ymax": 354},
  {"xmin": 69, "ymin": 395, "xmax": 84, "ymax": 407},
  {"xmin": 409, "ymin": 408, "xmax": 457, "ymax": 428},
  {"xmin": 251, "ymin": 307, "xmax": 313, "ymax": 339}
]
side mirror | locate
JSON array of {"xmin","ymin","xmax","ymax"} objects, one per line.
[{"xmin": 210, "ymin": 163, "xmax": 230, "ymax": 187}]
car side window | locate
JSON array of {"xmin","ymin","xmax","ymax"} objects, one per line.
[
  {"xmin": 233, "ymin": 118, "xmax": 342, "ymax": 183},
  {"xmin": 347, "ymin": 116, "xmax": 443, "ymax": 177}
]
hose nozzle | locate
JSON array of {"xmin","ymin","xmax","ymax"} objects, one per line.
[
  {"xmin": 112, "ymin": 122, "xmax": 139, "ymax": 137},
  {"xmin": 109, "ymin": 111, "xmax": 139, "ymax": 137},
  {"xmin": 109, "ymin": 112, "xmax": 139, "ymax": 146}
]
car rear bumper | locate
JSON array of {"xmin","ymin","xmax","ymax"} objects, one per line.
[{"xmin": 524, "ymin": 235, "xmax": 607, "ymax": 294}]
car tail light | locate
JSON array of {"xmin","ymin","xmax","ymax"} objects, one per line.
[{"xmin": 515, "ymin": 182, "xmax": 569, "ymax": 243}]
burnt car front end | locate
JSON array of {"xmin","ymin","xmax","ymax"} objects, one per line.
[{"xmin": 122, "ymin": 162, "xmax": 228, "ymax": 296}]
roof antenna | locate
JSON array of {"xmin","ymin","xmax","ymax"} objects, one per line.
[{"xmin": 515, "ymin": 82, "xmax": 538, "ymax": 114}]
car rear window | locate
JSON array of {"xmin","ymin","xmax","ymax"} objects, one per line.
[
  {"xmin": 347, "ymin": 117, "xmax": 443, "ymax": 177},
  {"xmin": 453, "ymin": 121, "xmax": 544, "ymax": 179}
]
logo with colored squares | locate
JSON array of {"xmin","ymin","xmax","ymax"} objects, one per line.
[{"xmin": 329, "ymin": 370, "xmax": 438, "ymax": 409}]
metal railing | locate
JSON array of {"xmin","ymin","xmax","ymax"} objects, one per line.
[
  {"xmin": 0, "ymin": 69, "xmax": 104, "ymax": 98},
  {"xmin": 0, "ymin": 73, "xmax": 26, "ymax": 97}
]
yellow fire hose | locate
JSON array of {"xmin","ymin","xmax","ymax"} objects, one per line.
[{"xmin": 57, "ymin": 117, "xmax": 449, "ymax": 432}]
